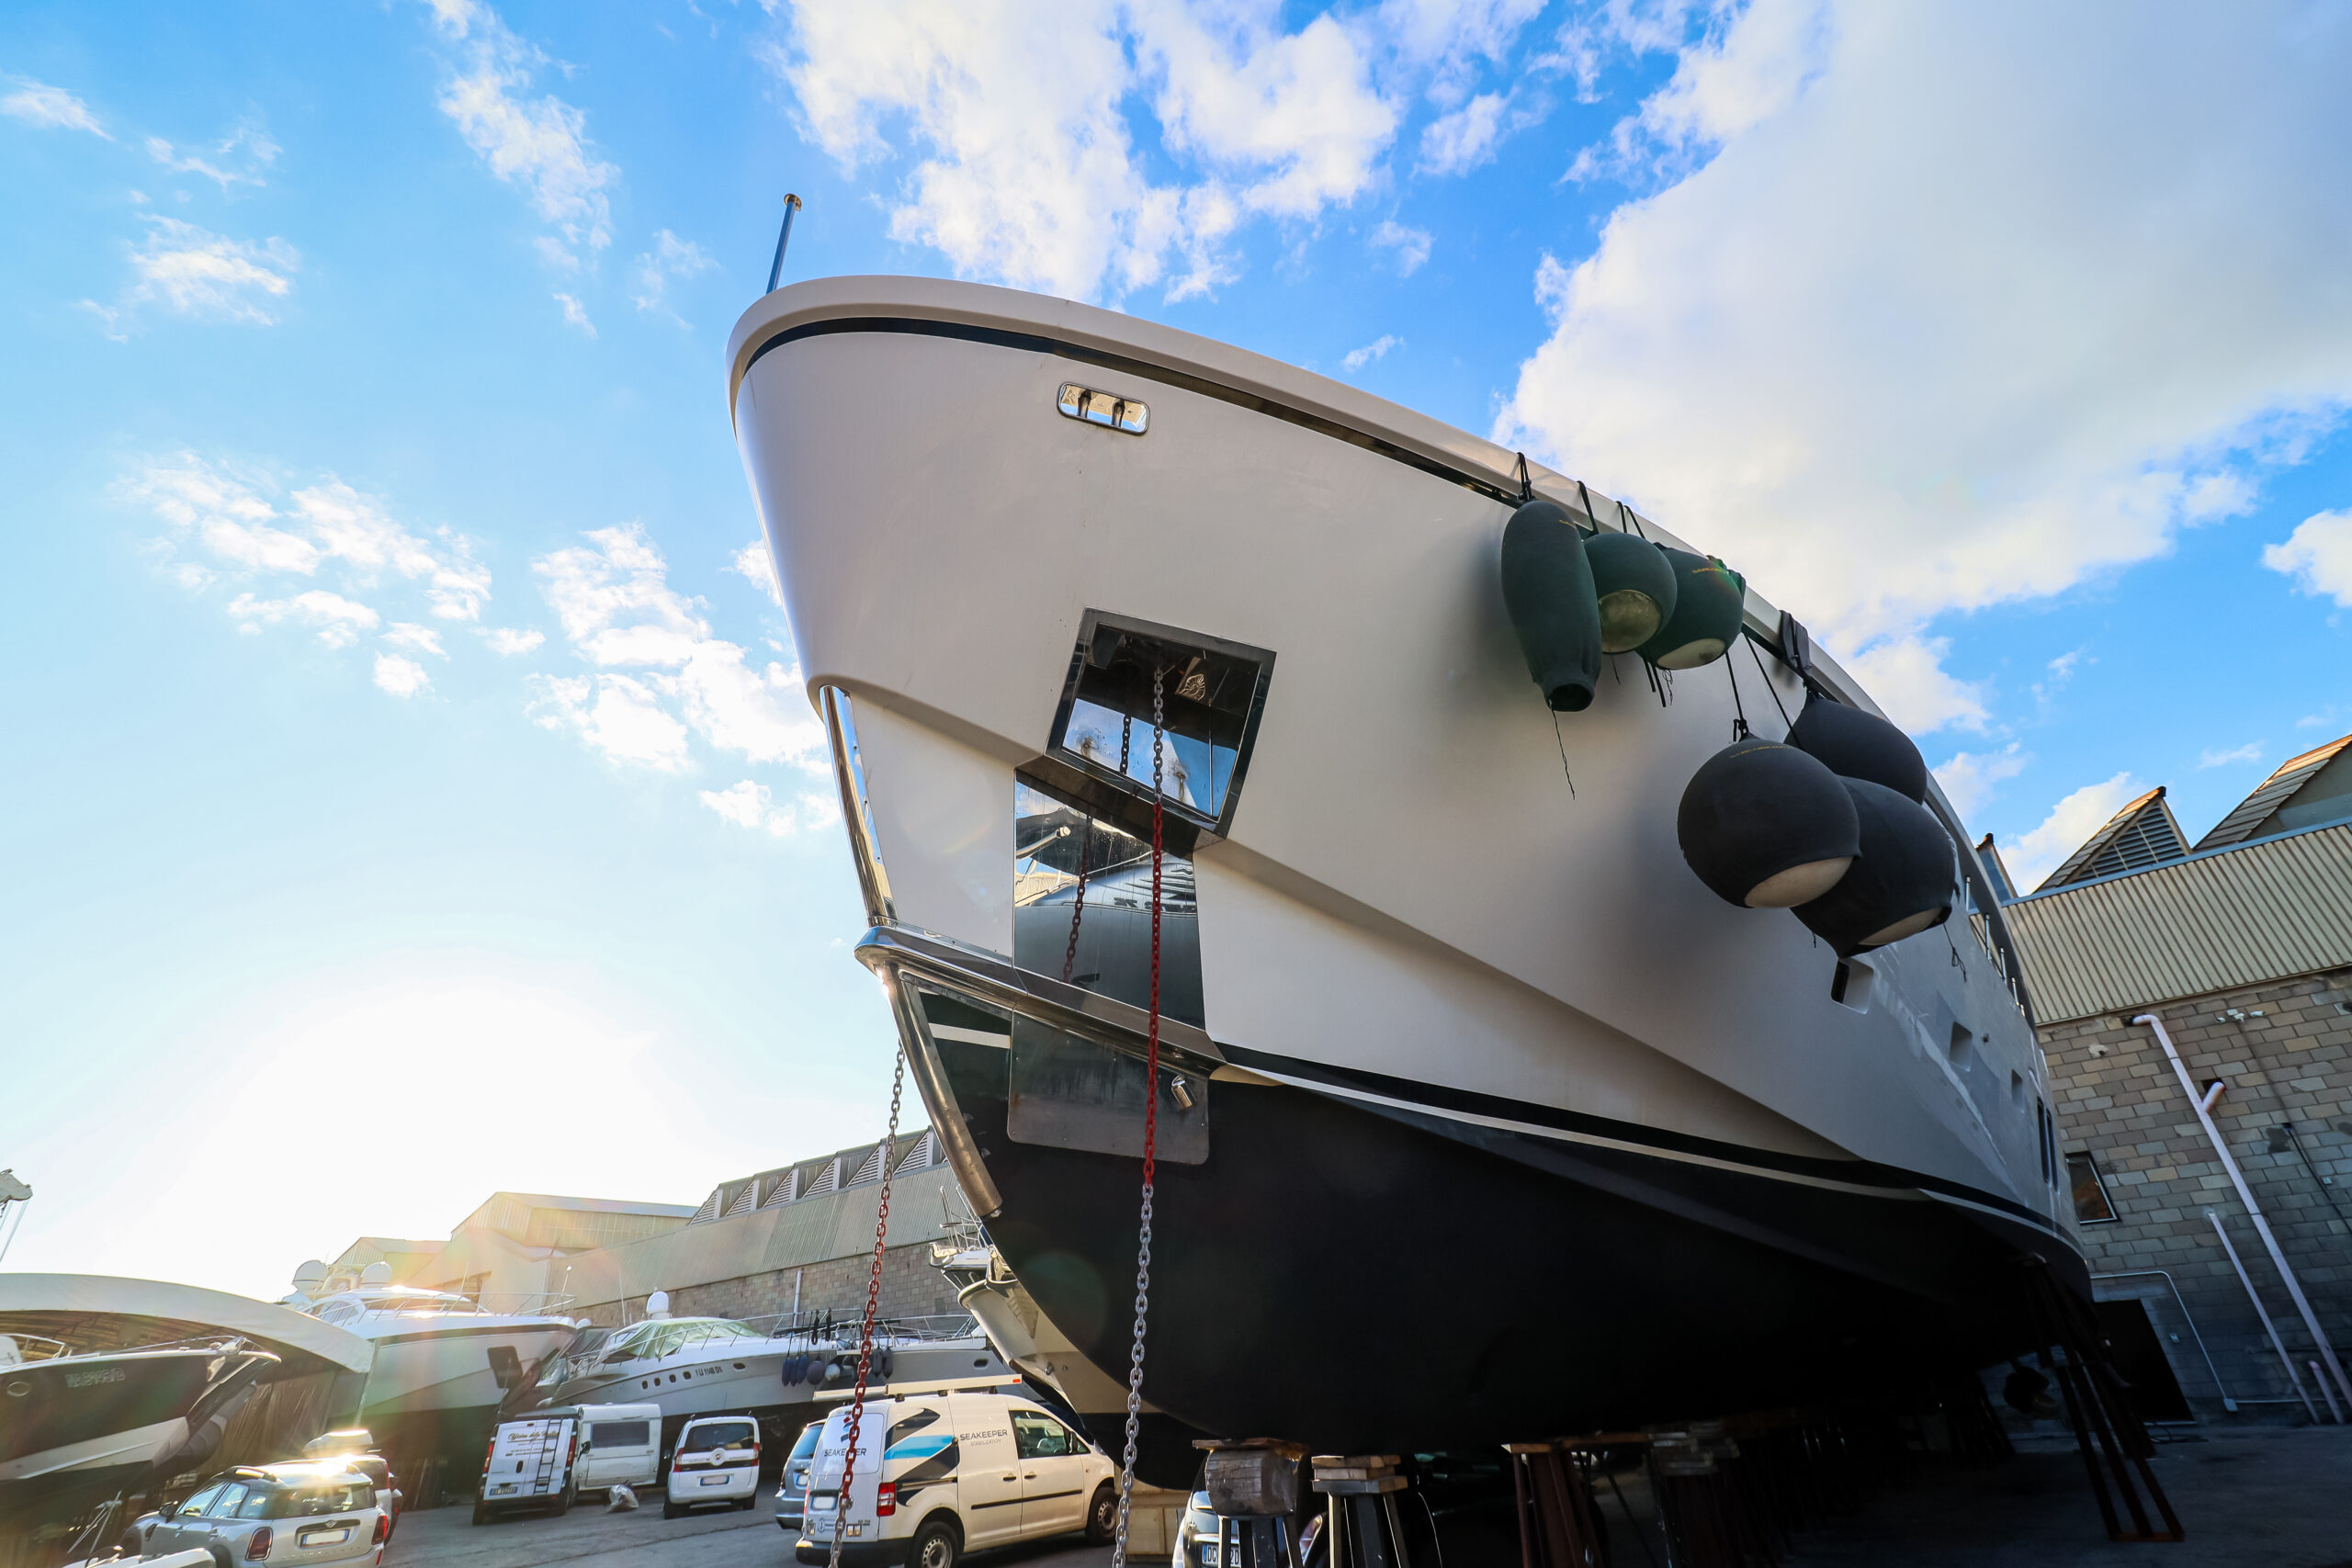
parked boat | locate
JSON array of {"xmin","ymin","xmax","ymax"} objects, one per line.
[
  {"xmin": 0, "ymin": 1335, "xmax": 277, "ymax": 1511},
  {"xmin": 726, "ymin": 276, "xmax": 2083, "ymax": 1479},
  {"xmin": 525, "ymin": 1292, "xmax": 1011, "ymax": 1429},
  {"xmin": 287, "ymin": 1277, "xmax": 576, "ymax": 1422}
]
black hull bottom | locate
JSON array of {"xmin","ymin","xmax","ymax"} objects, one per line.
[{"xmin": 937, "ymin": 1035, "xmax": 2083, "ymax": 1476}]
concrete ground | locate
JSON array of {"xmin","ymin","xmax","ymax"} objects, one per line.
[
  {"xmin": 385, "ymin": 1497, "xmax": 1115, "ymax": 1568},
  {"xmin": 1775, "ymin": 1427, "xmax": 2352, "ymax": 1568},
  {"xmin": 387, "ymin": 1429, "xmax": 2349, "ymax": 1567}
]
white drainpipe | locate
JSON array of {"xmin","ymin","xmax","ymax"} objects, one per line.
[{"xmin": 2137, "ymin": 1013, "xmax": 2352, "ymax": 1413}]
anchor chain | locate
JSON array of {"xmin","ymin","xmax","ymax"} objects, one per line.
[
  {"xmin": 827, "ymin": 1047, "xmax": 907, "ymax": 1568},
  {"xmin": 1111, "ymin": 669, "xmax": 1166, "ymax": 1568}
]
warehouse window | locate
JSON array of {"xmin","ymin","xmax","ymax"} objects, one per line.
[{"xmin": 2065, "ymin": 1152, "xmax": 2119, "ymax": 1224}]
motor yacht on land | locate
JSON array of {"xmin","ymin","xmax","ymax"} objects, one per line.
[
  {"xmin": 286, "ymin": 1269, "xmax": 577, "ymax": 1422},
  {"xmin": 0, "ymin": 1334, "xmax": 277, "ymax": 1512},
  {"xmin": 523, "ymin": 1292, "xmax": 1011, "ymax": 1430},
  {"xmin": 725, "ymin": 276, "xmax": 2084, "ymax": 1480}
]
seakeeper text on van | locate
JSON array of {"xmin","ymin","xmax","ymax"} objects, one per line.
[{"xmin": 799, "ymin": 1391, "xmax": 1117, "ymax": 1568}]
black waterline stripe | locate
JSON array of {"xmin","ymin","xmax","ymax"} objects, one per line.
[
  {"xmin": 743, "ymin": 317, "xmax": 1529, "ymax": 510},
  {"xmin": 1219, "ymin": 1041, "xmax": 2059, "ymax": 1233}
]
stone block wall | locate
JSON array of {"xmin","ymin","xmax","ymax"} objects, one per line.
[{"xmin": 2041, "ymin": 965, "xmax": 2352, "ymax": 1415}]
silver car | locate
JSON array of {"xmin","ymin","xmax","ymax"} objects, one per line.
[
  {"xmin": 774, "ymin": 1419, "xmax": 821, "ymax": 1534},
  {"xmin": 138, "ymin": 1461, "xmax": 386, "ymax": 1565}
]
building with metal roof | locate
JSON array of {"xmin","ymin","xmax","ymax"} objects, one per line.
[{"xmin": 1991, "ymin": 739, "xmax": 2352, "ymax": 1423}]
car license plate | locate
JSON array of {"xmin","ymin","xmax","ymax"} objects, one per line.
[
  {"xmin": 299, "ymin": 1527, "xmax": 352, "ymax": 1547},
  {"xmin": 701, "ymin": 1474, "xmax": 731, "ymax": 1486},
  {"xmin": 492, "ymin": 1483, "xmax": 516, "ymax": 1495},
  {"xmin": 1200, "ymin": 1544, "xmax": 1221, "ymax": 1567}
]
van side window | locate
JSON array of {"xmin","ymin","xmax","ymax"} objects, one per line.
[
  {"xmin": 887, "ymin": 1408, "xmax": 942, "ymax": 1446},
  {"xmin": 591, "ymin": 1421, "xmax": 650, "ymax": 1449},
  {"xmin": 1012, "ymin": 1411, "xmax": 1076, "ymax": 1459}
]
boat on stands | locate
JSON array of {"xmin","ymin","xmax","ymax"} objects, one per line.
[
  {"xmin": 287, "ymin": 1273, "xmax": 577, "ymax": 1422},
  {"xmin": 724, "ymin": 276, "xmax": 2083, "ymax": 1481},
  {"xmin": 0, "ymin": 1334, "xmax": 277, "ymax": 1514},
  {"xmin": 521, "ymin": 1292, "xmax": 1012, "ymax": 1433}
]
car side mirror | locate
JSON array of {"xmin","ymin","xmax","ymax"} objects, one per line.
[{"xmin": 159, "ymin": 1504, "xmax": 178, "ymax": 1519}]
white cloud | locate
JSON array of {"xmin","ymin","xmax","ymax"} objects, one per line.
[
  {"xmin": 531, "ymin": 524, "xmax": 825, "ymax": 771},
  {"xmin": 486, "ymin": 626, "xmax": 546, "ymax": 655},
  {"xmin": 374, "ymin": 653, "xmax": 433, "ymax": 697},
  {"xmin": 2198, "ymin": 741, "xmax": 2264, "ymax": 769},
  {"xmin": 1499, "ymin": 2, "xmax": 2352, "ymax": 714},
  {"xmin": 1342, "ymin": 333, "xmax": 1402, "ymax": 372},
  {"xmin": 697, "ymin": 779, "xmax": 842, "ymax": 838},
  {"xmin": 89, "ymin": 217, "xmax": 299, "ymax": 330},
  {"xmin": 2, "ymin": 78, "xmax": 109, "ymax": 137},
  {"xmin": 1419, "ymin": 91, "xmax": 1508, "ymax": 174},
  {"xmin": 145, "ymin": 122, "xmax": 280, "ymax": 191},
  {"xmin": 2006, "ymin": 772, "xmax": 2142, "ymax": 895},
  {"xmin": 425, "ymin": 0, "xmax": 618, "ymax": 267},
  {"xmin": 767, "ymin": 0, "xmax": 1538, "ymax": 302},
  {"xmin": 554, "ymin": 292, "xmax": 594, "ymax": 334},
  {"xmin": 526, "ymin": 671, "xmax": 692, "ymax": 771},
  {"xmin": 1836, "ymin": 635, "xmax": 1987, "ymax": 737},
  {"xmin": 1932, "ymin": 742, "xmax": 2028, "ymax": 819},
  {"xmin": 122, "ymin": 455, "xmax": 493, "ymax": 654},
  {"xmin": 2262, "ymin": 508, "xmax": 2352, "ymax": 607},
  {"xmin": 726, "ymin": 540, "xmax": 785, "ymax": 608},
  {"xmin": 228, "ymin": 590, "xmax": 381, "ymax": 649},
  {"xmin": 630, "ymin": 230, "xmax": 718, "ymax": 318},
  {"xmin": 383, "ymin": 622, "xmax": 447, "ymax": 658},
  {"xmin": 1369, "ymin": 219, "xmax": 1430, "ymax": 276}
]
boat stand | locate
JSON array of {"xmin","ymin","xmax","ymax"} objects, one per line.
[
  {"xmin": 1508, "ymin": 1441, "xmax": 1611, "ymax": 1568},
  {"xmin": 2019, "ymin": 1256, "xmax": 2185, "ymax": 1543},
  {"xmin": 1199, "ymin": 1440, "xmax": 1314, "ymax": 1568},
  {"xmin": 1313, "ymin": 1453, "xmax": 1416, "ymax": 1568}
]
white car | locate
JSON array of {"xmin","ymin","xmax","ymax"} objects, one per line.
[
  {"xmin": 663, "ymin": 1413, "xmax": 763, "ymax": 1519},
  {"xmin": 798, "ymin": 1392, "xmax": 1118, "ymax": 1567},
  {"xmin": 132, "ymin": 1461, "xmax": 388, "ymax": 1565}
]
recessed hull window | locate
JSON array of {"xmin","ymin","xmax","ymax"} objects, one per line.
[
  {"xmin": 2065, "ymin": 1151, "xmax": 2119, "ymax": 1224},
  {"xmin": 1046, "ymin": 611, "xmax": 1273, "ymax": 839},
  {"xmin": 996, "ymin": 778, "xmax": 1210, "ymax": 1165}
]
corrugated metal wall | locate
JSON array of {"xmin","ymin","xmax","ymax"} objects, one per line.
[{"xmin": 2007, "ymin": 823, "xmax": 2352, "ymax": 1022}]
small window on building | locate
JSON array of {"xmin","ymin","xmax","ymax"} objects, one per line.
[{"xmin": 2065, "ymin": 1151, "xmax": 2119, "ymax": 1224}]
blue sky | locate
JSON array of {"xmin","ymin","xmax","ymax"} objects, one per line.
[{"xmin": 5, "ymin": 0, "xmax": 2348, "ymax": 1300}]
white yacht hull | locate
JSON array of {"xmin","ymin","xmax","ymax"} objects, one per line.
[
  {"xmin": 726, "ymin": 277, "xmax": 2083, "ymax": 1472},
  {"xmin": 361, "ymin": 1323, "xmax": 575, "ymax": 1418}
]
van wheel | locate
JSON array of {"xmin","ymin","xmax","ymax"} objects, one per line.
[
  {"xmin": 662, "ymin": 1498, "xmax": 683, "ymax": 1520},
  {"xmin": 1085, "ymin": 1481, "xmax": 1118, "ymax": 1544},
  {"xmin": 470, "ymin": 1503, "xmax": 491, "ymax": 1527},
  {"xmin": 552, "ymin": 1491, "xmax": 571, "ymax": 1517},
  {"xmin": 908, "ymin": 1517, "xmax": 960, "ymax": 1568}
]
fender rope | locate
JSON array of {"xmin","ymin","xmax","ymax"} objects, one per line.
[
  {"xmin": 1110, "ymin": 667, "xmax": 1166, "ymax": 1568},
  {"xmin": 828, "ymin": 1047, "xmax": 906, "ymax": 1568}
]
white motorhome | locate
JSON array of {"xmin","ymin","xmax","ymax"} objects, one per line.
[
  {"xmin": 798, "ymin": 1391, "xmax": 1116, "ymax": 1568},
  {"xmin": 510, "ymin": 1403, "xmax": 663, "ymax": 1504}
]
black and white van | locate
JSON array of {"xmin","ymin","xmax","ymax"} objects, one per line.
[
  {"xmin": 475, "ymin": 1414, "xmax": 578, "ymax": 1524},
  {"xmin": 798, "ymin": 1392, "xmax": 1117, "ymax": 1567}
]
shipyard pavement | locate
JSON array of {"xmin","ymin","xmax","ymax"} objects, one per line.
[{"xmin": 385, "ymin": 1498, "xmax": 1114, "ymax": 1568}]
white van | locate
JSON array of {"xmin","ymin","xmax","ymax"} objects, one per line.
[
  {"xmin": 568, "ymin": 1404, "xmax": 664, "ymax": 1502},
  {"xmin": 663, "ymin": 1413, "xmax": 763, "ymax": 1519},
  {"xmin": 474, "ymin": 1415, "xmax": 577, "ymax": 1524},
  {"xmin": 798, "ymin": 1392, "xmax": 1117, "ymax": 1567}
]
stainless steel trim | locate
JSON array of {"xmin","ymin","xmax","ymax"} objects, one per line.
[
  {"xmin": 874, "ymin": 960, "xmax": 1003, "ymax": 1220},
  {"xmin": 820, "ymin": 685, "xmax": 895, "ymax": 927},
  {"xmin": 854, "ymin": 924, "xmax": 1227, "ymax": 1076}
]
